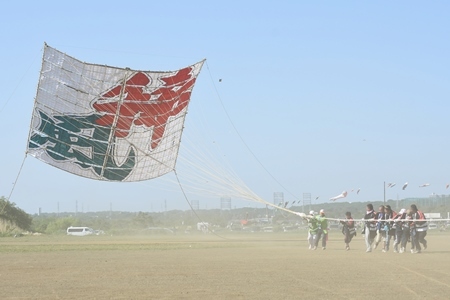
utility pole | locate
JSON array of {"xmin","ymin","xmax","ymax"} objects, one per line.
[
  {"xmin": 383, "ymin": 181, "xmax": 386, "ymax": 205},
  {"xmin": 303, "ymin": 193, "xmax": 311, "ymax": 213}
]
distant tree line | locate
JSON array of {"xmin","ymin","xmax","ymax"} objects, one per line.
[{"xmin": 1, "ymin": 195, "xmax": 448, "ymax": 236}]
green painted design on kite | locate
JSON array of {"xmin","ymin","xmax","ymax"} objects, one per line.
[{"xmin": 29, "ymin": 110, "xmax": 136, "ymax": 181}]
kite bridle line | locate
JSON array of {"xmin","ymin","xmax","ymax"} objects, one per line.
[
  {"xmin": 1, "ymin": 44, "xmax": 47, "ymax": 215},
  {"xmin": 0, "ymin": 155, "xmax": 27, "ymax": 215},
  {"xmin": 204, "ymin": 61, "xmax": 300, "ymax": 203},
  {"xmin": 0, "ymin": 53, "xmax": 41, "ymax": 116},
  {"xmin": 173, "ymin": 169, "xmax": 229, "ymax": 240},
  {"xmin": 27, "ymin": 45, "xmax": 289, "ymax": 208},
  {"xmin": 171, "ymin": 60, "xmax": 206, "ymax": 176},
  {"xmin": 2, "ymin": 44, "xmax": 54, "ymax": 217}
]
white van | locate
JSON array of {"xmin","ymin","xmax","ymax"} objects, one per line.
[
  {"xmin": 428, "ymin": 223, "xmax": 438, "ymax": 230},
  {"xmin": 67, "ymin": 226, "xmax": 94, "ymax": 236}
]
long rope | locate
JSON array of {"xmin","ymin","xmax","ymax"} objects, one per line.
[
  {"xmin": 205, "ymin": 62, "xmax": 300, "ymax": 201},
  {"xmin": 303, "ymin": 215, "xmax": 450, "ymax": 223},
  {"xmin": 174, "ymin": 169, "xmax": 229, "ymax": 240},
  {"xmin": 0, "ymin": 155, "xmax": 27, "ymax": 215},
  {"xmin": 26, "ymin": 45, "xmax": 291, "ymax": 213},
  {"xmin": 0, "ymin": 56, "xmax": 40, "ymax": 115}
]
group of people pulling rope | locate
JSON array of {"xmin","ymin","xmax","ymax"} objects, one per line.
[{"xmin": 296, "ymin": 203, "xmax": 431, "ymax": 253}]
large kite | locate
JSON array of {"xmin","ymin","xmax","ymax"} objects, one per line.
[{"xmin": 27, "ymin": 44, "xmax": 204, "ymax": 182}]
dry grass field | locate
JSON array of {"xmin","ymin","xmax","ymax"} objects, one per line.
[{"xmin": 1, "ymin": 231, "xmax": 449, "ymax": 299}]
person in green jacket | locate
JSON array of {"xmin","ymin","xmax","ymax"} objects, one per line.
[
  {"xmin": 315, "ymin": 209, "xmax": 329, "ymax": 250},
  {"xmin": 306, "ymin": 210, "xmax": 319, "ymax": 250}
]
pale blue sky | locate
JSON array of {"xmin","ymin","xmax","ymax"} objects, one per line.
[{"xmin": 1, "ymin": 1, "xmax": 449, "ymax": 214}]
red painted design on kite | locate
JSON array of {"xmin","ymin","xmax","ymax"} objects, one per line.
[{"xmin": 93, "ymin": 67, "xmax": 195, "ymax": 149}]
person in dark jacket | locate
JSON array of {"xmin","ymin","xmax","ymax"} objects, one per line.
[
  {"xmin": 374, "ymin": 205, "xmax": 385, "ymax": 250},
  {"xmin": 363, "ymin": 204, "xmax": 377, "ymax": 253},
  {"xmin": 410, "ymin": 204, "xmax": 427, "ymax": 253},
  {"xmin": 340, "ymin": 211, "xmax": 356, "ymax": 251},
  {"xmin": 382, "ymin": 205, "xmax": 396, "ymax": 252},
  {"xmin": 400, "ymin": 209, "xmax": 413, "ymax": 253}
]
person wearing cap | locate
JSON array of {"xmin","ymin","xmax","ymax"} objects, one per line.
[
  {"xmin": 363, "ymin": 203, "xmax": 377, "ymax": 253},
  {"xmin": 315, "ymin": 209, "xmax": 328, "ymax": 250},
  {"xmin": 305, "ymin": 210, "xmax": 319, "ymax": 250},
  {"xmin": 392, "ymin": 208, "xmax": 406, "ymax": 253},
  {"xmin": 340, "ymin": 211, "xmax": 356, "ymax": 250}
]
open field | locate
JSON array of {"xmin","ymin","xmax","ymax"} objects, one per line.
[{"xmin": 1, "ymin": 231, "xmax": 450, "ymax": 299}]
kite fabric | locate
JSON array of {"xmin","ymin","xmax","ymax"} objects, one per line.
[
  {"xmin": 27, "ymin": 44, "xmax": 205, "ymax": 182},
  {"xmin": 330, "ymin": 191, "xmax": 348, "ymax": 201}
]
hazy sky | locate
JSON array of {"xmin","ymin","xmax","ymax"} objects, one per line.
[{"xmin": 1, "ymin": 1, "xmax": 449, "ymax": 214}]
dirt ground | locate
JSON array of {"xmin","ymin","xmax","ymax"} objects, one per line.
[{"xmin": 1, "ymin": 231, "xmax": 449, "ymax": 299}]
